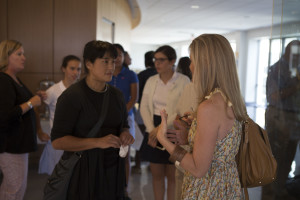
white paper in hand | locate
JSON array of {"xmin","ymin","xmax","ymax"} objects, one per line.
[{"xmin": 119, "ymin": 145, "xmax": 129, "ymax": 158}]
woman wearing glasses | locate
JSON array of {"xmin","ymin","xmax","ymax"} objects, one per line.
[{"xmin": 140, "ymin": 45, "xmax": 190, "ymax": 200}]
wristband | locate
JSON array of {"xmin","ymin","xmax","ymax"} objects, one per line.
[{"xmin": 27, "ymin": 101, "xmax": 33, "ymax": 109}]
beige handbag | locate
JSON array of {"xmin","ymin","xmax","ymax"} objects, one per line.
[{"xmin": 236, "ymin": 116, "xmax": 277, "ymax": 199}]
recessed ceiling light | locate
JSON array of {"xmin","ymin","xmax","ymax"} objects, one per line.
[{"xmin": 191, "ymin": 5, "xmax": 199, "ymax": 9}]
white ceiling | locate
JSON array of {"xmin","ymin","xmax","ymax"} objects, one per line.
[{"xmin": 131, "ymin": 0, "xmax": 300, "ymax": 45}]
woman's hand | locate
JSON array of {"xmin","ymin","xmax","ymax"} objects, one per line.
[
  {"xmin": 37, "ymin": 130, "xmax": 50, "ymax": 142},
  {"xmin": 169, "ymin": 119, "xmax": 189, "ymax": 145},
  {"xmin": 120, "ymin": 129, "xmax": 135, "ymax": 146},
  {"xmin": 30, "ymin": 95, "xmax": 42, "ymax": 107},
  {"xmin": 36, "ymin": 90, "xmax": 47, "ymax": 101},
  {"xmin": 148, "ymin": 127, "xmax": 158, "ymax": 148},
  {"xmin": 178, "ymin": 111, "xmax": 194, "ymax": 128},
  {"xmin": 157, "ymin": 109, "xmax": 168, "ymax": 142},
  {"xmin": 97, "ymin": 134, "xmax": 122, "ymax": 149}
]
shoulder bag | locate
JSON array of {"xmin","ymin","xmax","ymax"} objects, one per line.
[
  {"xmin": 43, "ymin": 85, "xmax": 110, "ymax": 200},
  {"xmin": 236, "ymin": 115, "xmax": 277, "ymax": 200}
]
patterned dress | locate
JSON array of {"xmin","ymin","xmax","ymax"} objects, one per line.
[{"xmin": 181, "ymin": 118, "xmax": 244, "ymax": 200}]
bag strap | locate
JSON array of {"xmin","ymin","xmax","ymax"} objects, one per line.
[
  {"xmin": 74, "ymin": 84, "xmax": 110, "ymax": 158},
  {"xmin": 86, "ymin": 84, "xmax": 110, "ymax": 138},
  {"xmin": 242, "ymin": 116, "xmax": 249, "ymax": 200}
]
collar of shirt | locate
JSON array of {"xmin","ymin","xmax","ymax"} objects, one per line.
[
  {"xmin": 113, "ymin": 66, "xmax": 127, "ymax": 77},
  {"xmin": 158, "ymin": 71, "xmax": 178, "ymax": 86}
]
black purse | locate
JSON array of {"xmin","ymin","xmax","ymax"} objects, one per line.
[{"xmin": 43, "ymin": 85, "xmax": 110, "ymax": 200}]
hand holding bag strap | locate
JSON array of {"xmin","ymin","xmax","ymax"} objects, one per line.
[{"xmin": 86, "ymin": 84, "xmax": 110, "ymax": 138}]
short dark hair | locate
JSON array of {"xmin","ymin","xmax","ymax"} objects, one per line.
[
  {"xmin": 83, "ymin": 40, "xmax": 117, "ymax": 73},
  {"xmin": 177, "ymin": 56, "xmax": 192, "ymax": 80},
  {"xmin": 155, "ymin": 45, "xmax": 177, "ymax": 61},
  {"xmin": 145, "ymin": 51, "xmax": 154, "ymax": 68},
  {"xmin": 113, "ymin": 43, "xmax": 125, "ymax": 54},
  {"xmin": 61, "ymin": 55, "xmax": 81, "ymax": 68}
]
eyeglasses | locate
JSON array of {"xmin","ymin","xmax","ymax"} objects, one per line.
[{"xmin": 153, "ymin": 58, "xmax": 168, "ymax": 63}]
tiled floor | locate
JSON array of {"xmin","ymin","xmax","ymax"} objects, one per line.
[
  {"xmin": 23, "ymin": 120, "xmax": 264, "ymax": 200},
  {"xmin": 24, "ymin": 149, "xmax": 262, "ymax": 200},
  {"xmin": 23, "ymin": 156, "xmax": 155, "ymax": 200}
]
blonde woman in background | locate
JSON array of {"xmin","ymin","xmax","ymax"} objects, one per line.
[
  {"xmin": 0, "ymin": 40, "xmax": 49, "ymax": 200},
  {"xmin": 157, "ymin": 34, "xmax": 247, "ymax": 199}
]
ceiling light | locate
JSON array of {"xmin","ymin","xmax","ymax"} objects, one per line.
[{"xmin": 191, "ymin": 5, "xmax": 199, "ymax": 9}]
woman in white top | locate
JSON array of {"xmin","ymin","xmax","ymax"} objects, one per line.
[
  {"xmin": 38, "ymin": 55, "xmax": 81, "ymax": 175},
  {"xmin": 140, "ymin": 45, "xmax": 190, "ymax": 200}
]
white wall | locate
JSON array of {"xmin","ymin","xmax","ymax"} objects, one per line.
[
  {"xmin": 129, "ymin": 43, "xmax": 158, "ymax": 72},
  {"xmin": 129, "ymin": 21, "xmax": 300, "ymax": 96},
  {"xmin": 130, "ymin": 40, "xmax": 192, "ymax": 73}
]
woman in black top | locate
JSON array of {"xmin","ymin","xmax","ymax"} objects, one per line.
[
  {"xmin": 51, "ymin": 40, "xmax": 134, "ymax": 200},
  {"xmin": 0, "ymin": 39, "xmax": 49, "ymax": 200}
]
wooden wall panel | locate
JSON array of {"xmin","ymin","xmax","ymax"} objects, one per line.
[
  {"xmin": 0, "ymin": 0, "xmax": 8, "ymax": 41},
  {"xmin": 96, "ymin": 0, "xmax": 132, "ymax": 50},
  {"xmin": 8, "ymin": 0, "xmax": 53, "ymax": 76},
  {"xmin": 18, "ymin": 73, "xmax": 54, "ymax": 92},
  {"xmin": 53, "ymin": 0, "xmax": 97, "ymax": 73},
  {"xmin": 2, "ymin": 0, "xmax": 130, "ymax": 92}
]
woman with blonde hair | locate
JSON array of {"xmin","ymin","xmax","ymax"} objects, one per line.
[
  {"xmin": 0, "ymin": 39, "xmax": 49, "ymax": 200},
  {"xmin": 157, "ymin": 34, "xmax": 247, "ymax": 199}
]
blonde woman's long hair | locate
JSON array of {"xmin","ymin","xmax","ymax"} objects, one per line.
[
  {"xmin": 0, "ymin": 40, "xmax": 23, "ymax": 72},
  {"xmin": 190, "ymin": 34, "xmax": 247, "ymax": 121}
]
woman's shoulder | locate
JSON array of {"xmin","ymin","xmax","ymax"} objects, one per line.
[
  {"xmin": 148, "ymin": 74, "xmax": 159, "ymax": 81},
  {"xmin": 46, "ymin": 81, "xmax": 61, "ymax": 93},
  {"xmin": 0, "ymin": 72, "xmax": 15, "ymax": 89},
  {"xmin": 57, "ymin": 80, "xmax": 85, "ymax": 103},
  {"xmin": 198, "ymin": 98, "xmax": 219, "ymax": 114},
  {"xmin": 199, "ymin": 94, "xmax": 225, "ymax": 116},
  {"xmin": 145, "ymin": 74, "xmax": 159, "ymax": 85},
  {"xmin": 0, "ymin": 72, "xmax": 12, "ymax": 83},
  {"xmin": 127, "ymin": 68, "xmax": 137, "ymax": 75},
  {"xmin": 108, "ymin": 84, "xmax": 123, "ymax": 96},
  {"xmin": 199, "ymin": 93, "xmax": 235, "ymax": 123},
  {"xmin": 175, "ymin": 72, "xmax": 190, "ymax": 83}
]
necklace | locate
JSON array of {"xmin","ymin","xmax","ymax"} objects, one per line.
[{"xmin": 88, "ymin": 83, "xmax": 108, "ymax": 93}]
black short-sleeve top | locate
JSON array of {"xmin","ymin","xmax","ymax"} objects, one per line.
[
  {"xmin": 0, "ymin": 72, "xmax": 36, "ymax": 153},
  {"xmin": 51, "ymin": 78, "xmax": 129, "ymax": 142}
]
